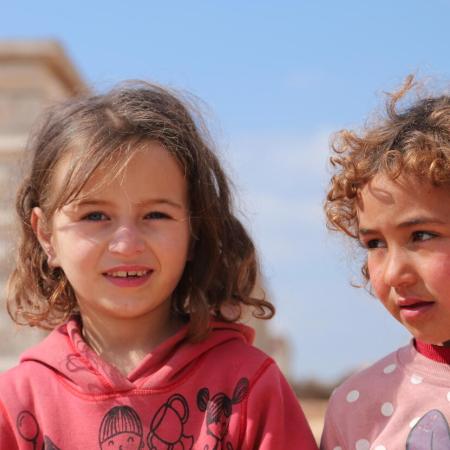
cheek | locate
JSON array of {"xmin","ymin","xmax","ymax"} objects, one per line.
[
  {"xmin": 367, "ymin": 256, "xmax": 388, "ymax": 300},
  {"xmin": 421, "ymin": 254, "xmax": 450, "ymax": 293},
  {"xmin": 53, "ymin": 237, "xmax": 99, "ymax": 270},
  {"xmin": 155, "ymin": 228, "xmax": 190, "ymax": 259}
]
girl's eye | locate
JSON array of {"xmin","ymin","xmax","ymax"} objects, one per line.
[
  {"xmin": 362, "ymin": 238, "xmax": 385, "ymax": 249},
  {"xmin": 82, "ymin": 212, "xmax": 108, "ymax": 221},
  {"xmin": 145, "ymin": 211, "xmax": 171, "ymax": 220},
  {"xmin": 412, "ymin": 231, "xmax": 437, "ymax": 242}
]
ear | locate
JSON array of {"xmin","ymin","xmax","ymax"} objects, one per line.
[
  {"xmin": 30, "ymin": 207, "xmax": 59, "ymax": 267},
  {"xmin": 232, "ymin": 378, "xmax": 249, "ymax": 404}
]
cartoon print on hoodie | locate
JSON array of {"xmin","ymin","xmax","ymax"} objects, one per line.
[
  {"xmin": 406, "ymin": 409, "xmax": 450, "ymax": 449},
  {"xmin": 17, "ymin": 410, "xmax": 61, "ymax": 450},
  {"xmin": 0, "ymin": 320, "xmax": 317, "ymax": 449},
  {"xmin": 147, "ymin": 393, "xmax": 194, "ymax": 450},
  {"xmin": 197, "ymin": 377, "xmax": 249, "ymax": 450},
  {"xmin": 98, "ymin": 405, "xmax": 144, "ymax": 450}
]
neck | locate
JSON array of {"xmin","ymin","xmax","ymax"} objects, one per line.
[{"xmin": 79, "ymin": 306, "xmax": 182, "ymax": 376}]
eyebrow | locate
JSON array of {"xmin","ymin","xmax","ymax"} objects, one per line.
[
  {"xmin": 359, "ymin": 216, "xmax": 447, "ymax": 235},
  {"xmin": 135, "ymin": 199, "xmax": 185, "ymax": 209},
  {"xmin": 70, "ymin": 198, "xmax": 185, "ymax": 210}
]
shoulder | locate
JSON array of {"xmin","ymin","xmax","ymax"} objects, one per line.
[
  {"xmin": 0, "ymin": 359, "xmax": 47, "ymax": 398},
  {"xmin": 0, "ymin": 325, "xmax": 67, "ymax": 400},
  {"xmin": 202, "ymin": 322, "xmax": 276, "ymax": 378},
  {"xmin": 0, "ymin": 362, "xmax": 31, "ymax": 387},
  {"xmin": 0, "ymin": 362, "xmax": 39, "ymax": 431},
  {"xmin": 190, "ymin": 322, "xmax": 285, "ymax": 403},
  {"xmin": 321, "ymin": 344, "xmax": 411, "ymax": 447},
  {"xmin": 328, "ymin": 345, "xmax": 408, "ymax": 411}
]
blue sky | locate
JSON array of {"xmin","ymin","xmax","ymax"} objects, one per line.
[{"xmin": 3, "ymin": 1, "xmax": 450, "ymax": 382}]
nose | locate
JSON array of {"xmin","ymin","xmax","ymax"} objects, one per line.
[
  {"xmin": 108, "ymin": 224, "xmax": 145, "ymax": 257},
  {"xmin": 382, "ymin": 247, "xmax": 417, "ymax": 288}
]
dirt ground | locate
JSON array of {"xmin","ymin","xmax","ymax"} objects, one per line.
[{"xmin": 299, "ymin": 398, "xmax": 328, "ymax": 444}]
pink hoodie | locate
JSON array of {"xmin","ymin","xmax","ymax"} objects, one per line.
[{"xmin": 0, "ymin": 317, "xmax": 317, "ymax": 449}]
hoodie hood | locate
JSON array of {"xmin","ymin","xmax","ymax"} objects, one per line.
[{"xmin": 20, "ymin": 317, "xmax": 255, "ymax": 395}]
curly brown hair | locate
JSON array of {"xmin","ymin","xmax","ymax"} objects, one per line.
[
  {"xmin": 325, "ymin": 75, "xmax": 450, "ymax": 280},
  {"xmin": 7, "ymin": 81, "xmax": 274, "ymax": 340}
]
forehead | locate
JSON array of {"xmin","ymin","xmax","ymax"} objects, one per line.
[
  {"xmin": 51, "ymin": 141, "xmax": 187, "ymax": 205},
  {"xmin": 357, "ymin": 173, "xmax": 450, "ymax": 224}
]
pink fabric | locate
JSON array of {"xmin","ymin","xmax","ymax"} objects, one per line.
[
  {"xmin": 0, "ymin": 317, "xmax": 317, "ymax": 449},
  {"xmin": 321, "ymin": 341, "xmax": 450, "ymax": 450}
]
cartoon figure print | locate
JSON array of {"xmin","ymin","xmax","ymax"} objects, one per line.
[
  {"xmin": 197, "ymin": 377, "xmax": 249, "ymax": 450},
  {"xmin": 147, "ymin": 394, "xmax": 193, "ymax": 450},
  {"xmin": 16, "ymin": 410, "xmax": 61, "ymax": 450},
  {"xmin": 407, "ymin": 409, "xmax": 450, "ymax": 449},
  {"xmin": 99, "ymin": 405, "xmax": 144, "ymax": 450}
]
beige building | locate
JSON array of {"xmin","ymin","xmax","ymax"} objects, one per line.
[{"xmin": 0, "ymin": 40, "xmax": 86, "ymax": 371}]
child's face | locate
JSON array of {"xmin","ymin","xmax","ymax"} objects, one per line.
[
  {"xmin": 100, "ymin": 432, "xmax": 143, "ymax": 450},
  {"xmin": 357, "ymin": 173, "xmax": 450, "ymax": 345},
  {"xmin": 33, "ymin": 142, "xmax": 190, "ymax": 330}
]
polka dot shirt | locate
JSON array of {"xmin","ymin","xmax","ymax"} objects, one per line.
[{"xmin": 321, "ymin": 342, "xmax": 450, "ymax": 449}]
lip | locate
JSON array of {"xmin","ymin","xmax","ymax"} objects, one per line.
[
  {"xmin": 397, "ymin": 297, "xmax": 435, "ymax": 321},
  {"xmin": 102, "ymin": 265, "xmax": 153, "ymax": 288}
]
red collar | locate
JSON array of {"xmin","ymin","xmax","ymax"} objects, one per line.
[{"xmin": 415, "ymin": 340, "xmax": 450, "ymax": 364}]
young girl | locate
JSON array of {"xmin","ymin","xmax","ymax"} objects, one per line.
[
  {"xmin": 0, "ymin": 82, "xmax": 318, "ymax": 449},
  {"xmin": 322, "ymin": 76, "xmax": 450, "ymax": 450}
]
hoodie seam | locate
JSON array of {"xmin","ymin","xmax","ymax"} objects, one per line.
[
  {"xmin": 237, "ymin": 356, "xmax": 275, "ymax": 448},
  {"xmin": 0, "ymin": 397, "xmax": 16, "ymax": 443}
]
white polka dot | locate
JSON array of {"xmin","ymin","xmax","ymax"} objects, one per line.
[
  {"xmin": 374, "ymin": 446, "xmax": 386, "ymax": 450},
  {"xmin": 355, "ymin": 439, "xmax": 370, "ymax": 450},
  {"xmin": 346, "ymin": 390, "xmax": 360, "ymax": 402},
  {"xmin": 333, "ymin": 447, "xmax": 342, "ymax": 450},
  {"xmin": 409, "ymin": 417, "xmax": 420, "ymax": 428},
  {"xmin": 381, "ymin": 402, "xmax": 394, "ymax": 416},
  {"xmin": 410, "ymin": 374, "xmax": 423, "ymax": 384},
  {"xmin": 447, "ymin": 391, "xmax": 450, "ymax": 401},
  {"xmin": 383, "ymin": 363, "xmax": 397, "ymax": 374}
]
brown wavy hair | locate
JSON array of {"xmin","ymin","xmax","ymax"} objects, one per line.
[
  {"xmin": 8, "ymin": 81, "xmax": 274, "ymax": 340},
  {"xmin": 325, "ymin": 75, "xmax": 450, "ymax": 281}
]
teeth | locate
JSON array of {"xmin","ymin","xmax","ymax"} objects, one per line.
[{"xmin": 107, "ymin": 270, "xmax": 148, "ymax": 278}]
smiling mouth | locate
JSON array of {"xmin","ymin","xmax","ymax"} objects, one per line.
[{"xmin": 103, "ymin": 270, "xmax": 151, "ymax": 278}]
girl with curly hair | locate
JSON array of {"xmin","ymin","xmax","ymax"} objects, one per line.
[{"xmin": 322, "ymin": 76, "xmax": 450, "ymax": 449}]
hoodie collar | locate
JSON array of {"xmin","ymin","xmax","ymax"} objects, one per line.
[{"xmin": 20, "ymin": 317, "xmax": 254, "ymax": 395}]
